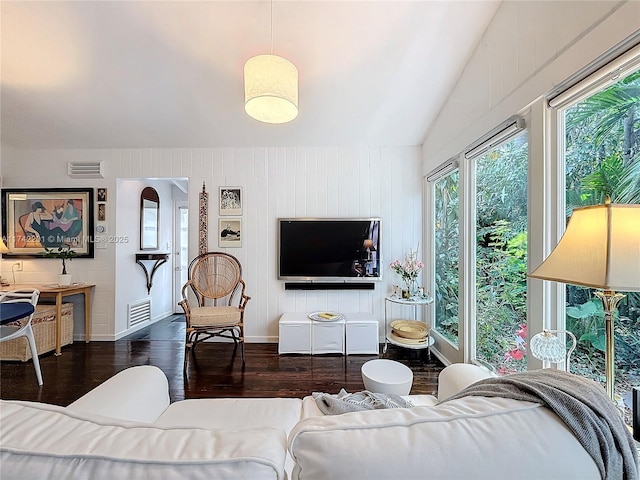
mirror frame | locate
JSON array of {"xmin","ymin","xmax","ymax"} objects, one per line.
[{"xmin": 140, "ymin": 186, "xmax": 160, "ymax": 250}]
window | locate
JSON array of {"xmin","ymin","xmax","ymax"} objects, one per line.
[
  {"xmin": 474, "ymin": 133, "xmax": 528, "ymax": 374},
  {"xmin": 560, "ymin": 67, "xmax": 640, "ymax": 424},
  {"xmin": 433, "ymin": 170, "xmax": 460, "ymax": 345}
]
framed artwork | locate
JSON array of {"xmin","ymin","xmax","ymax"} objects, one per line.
[
  {"xmin": 97, "ymin": 203, "xmax": 106, "ymax": 221},
  {"xmin": 1, "ymin": 188, "xmax": 95, "ymax": 258},
  {"xmin": 218, "ymin": 218, "xmax": 242, "ymax": 248},
  {"xmin": 219, "ymin": 186, "xmax": 242, "ymax": 216},
  {"xmin": 97, "ymin": 188, "xmax": 107, "ymax": 202}
]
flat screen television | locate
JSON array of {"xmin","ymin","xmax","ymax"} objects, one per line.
[{"xmin": 278, "ymin": 218, "xmax": 381, "ymax": 281}]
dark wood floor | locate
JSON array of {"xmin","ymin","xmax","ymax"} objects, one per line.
[{"xmin": 0, "ymin": 314, "xmax": 444, "ymax": 406}]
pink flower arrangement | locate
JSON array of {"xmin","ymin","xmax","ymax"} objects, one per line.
[{"xmin": 390, "ymin": 250, "xmax": 424, "ymax": 283}]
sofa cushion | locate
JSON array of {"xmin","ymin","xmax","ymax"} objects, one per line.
[
  {"xmin": 156, "ymin": 397, "xmax": 302, "ymax": 433},
  {"xmin": 67, "ymin": 365, "xmax": 170, "ymax": 423},
  {"xmin": 156, "ymin": 397, "xmax": 303, "ymax": 479},
  {"xmin": 288, "ymin": 396, "xmax": 599, "ymax": 480},
  {"xmin": 1, "ymin": 400, "xmax": 287, "ymax": 480}
]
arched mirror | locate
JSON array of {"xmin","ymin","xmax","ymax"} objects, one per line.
[{"xmin": 140, "ymin": 187, "xmax": 159, "ymax": 250}]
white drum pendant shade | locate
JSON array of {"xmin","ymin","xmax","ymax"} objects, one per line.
[{"xmin": 244, "ymin": 54, "xmax": 298, "ymax": 124}]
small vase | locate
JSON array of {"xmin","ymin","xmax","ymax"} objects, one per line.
[
  {"xmin": 58, "ymin": 274, "xmax": 72, "ymax": 286},
  {"xmin": 404, "ymin": 279, "xmax": 419, "ymax": 299}
]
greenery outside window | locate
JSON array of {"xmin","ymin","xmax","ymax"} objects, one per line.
[
  {"xmin": 561, "ymin": 67, "xmax": 639, "ymax": 426},
  {"xmin": 474, "ymin": 133, "xmax": 528, "ymax": 374},
  {"xmin": 434, "ymin": 170, "xmax": 460, "ymax": 345}
]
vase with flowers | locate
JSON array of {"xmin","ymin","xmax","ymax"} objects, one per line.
[{"xmin": 390, "ymin": 249, "xmax": 424, "ymax": 299}]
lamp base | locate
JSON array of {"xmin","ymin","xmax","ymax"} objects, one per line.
[{"xmin": 594, "ymin": 290, "xmax": 625, "ymax": 401}]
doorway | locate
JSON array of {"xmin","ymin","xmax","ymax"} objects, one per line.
[{"xmin": 174, "ymin": 201, "xmax": 189, "ymax": 313}]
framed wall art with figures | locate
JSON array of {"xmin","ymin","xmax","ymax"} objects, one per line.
[{"xmin": 2, "ymin": 188, "xmax": 94, "ymax": 258}]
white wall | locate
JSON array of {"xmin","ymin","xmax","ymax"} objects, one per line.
[
  {"xmin": 1, "ymin": 146, "xmax": 423, "ymax": 342},
  {"xmin": 422, "ymin": 0, "xmax": 638, "ymax": 166},
  {"xmin": 114, "ymin": 178, "xmax": 175, "ymax": 338}
]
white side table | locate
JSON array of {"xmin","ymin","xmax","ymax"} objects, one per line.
[
  {"xmin": 345, "ymin": 313, "xmax": 379, "ymax": 355},
  {"xmin": 383, "ymin": 295, "xmax": 434, "ymax": 355},
  {"xmin": 361, "ymin": 359, "xmax": 413, "ymax": 395}
]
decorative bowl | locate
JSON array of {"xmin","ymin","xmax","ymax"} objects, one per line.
[{"xmin": 390, "ymin": 320, "xmax": 429, "ymax": 339}]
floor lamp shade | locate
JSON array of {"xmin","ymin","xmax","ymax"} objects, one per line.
[
  {"xmin": 244, "ymin": 54, "xmax": 298, "ymax": 124},
  {"xmin": 530, "ymin": 201, "xmax": 640, "ymax": 400},
  {"xmin": 529, "ymin": 203, "xmax": 640, "ymax": 291}
]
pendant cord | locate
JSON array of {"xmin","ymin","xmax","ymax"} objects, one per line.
[{"xmin": 270, "ymin": 0, "xmax": 273, "ymax": 54}]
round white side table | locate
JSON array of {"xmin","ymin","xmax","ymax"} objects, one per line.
[{"xmin": 361, "ymin": 359, "xmax": 413, "ymax": 395}]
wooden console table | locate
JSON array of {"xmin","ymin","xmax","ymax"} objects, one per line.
[{"xmin": 1, "ymin": 283, "xmax": 95, "ymax": 355}]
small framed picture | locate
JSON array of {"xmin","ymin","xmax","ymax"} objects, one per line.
[
  {"xmin": 218, "ymin": 218, "xmax": 242, "ymax": 248},
  {"xmin": 97, "ymin": 188, "xmax": 107, "ymax": 202},
  {"xmin": 219, "ymin": 187, "xmax": 242, "ymax": 216},
  {"xmin": 97, "ymin": 203, "xmax": 106, "ymax": 221}
]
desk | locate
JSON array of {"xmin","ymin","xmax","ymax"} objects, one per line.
[
  {"xmin": 1, "ymin": 283, "xmax": 95, "ymax": 355},
  {"xmin": 0, "ymin": 303, "xmax": 35, "ymax": 325},
  {"xmin": 383, "ymin": 296, "xmax": 434, "ymax": 355}
]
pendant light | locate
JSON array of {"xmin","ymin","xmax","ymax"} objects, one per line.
[{"xmin": 244, "ymin": 1, "xmax": 298, "ymax": 123}]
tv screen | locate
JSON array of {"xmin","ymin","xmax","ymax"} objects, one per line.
[{"xmin": 279, "ymin": 218, "xmax": 381, "ymax": 281}]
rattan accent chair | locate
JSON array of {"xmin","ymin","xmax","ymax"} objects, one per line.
[{"xmin": 179, "ymin": 252, "xmax": 250, "ymax": 368}]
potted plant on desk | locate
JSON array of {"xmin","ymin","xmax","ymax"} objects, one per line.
[{"xmin": 44, "ymin": 244, "xmax": 76, "ymax": 286}]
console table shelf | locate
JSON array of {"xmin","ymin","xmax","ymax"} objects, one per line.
[
  {"xmin": 279, "ymin": 312, "xmax": 379, "ymax": 355},
  {"xmin": 135, "ymin": 253, "xmax": 170, "ymax": 294}
]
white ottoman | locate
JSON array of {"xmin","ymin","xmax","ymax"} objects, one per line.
[{"xmin": 361, "ymin": 359, "xmax": 413, "ymax": 395}]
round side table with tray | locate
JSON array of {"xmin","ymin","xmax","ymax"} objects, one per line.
[{"xmin": 383, "ymin": 295, "xmax": 434, "ymax": 356}]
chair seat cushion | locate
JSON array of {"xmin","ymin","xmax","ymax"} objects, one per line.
[{"xmin": 189, "ymin": 306, "xmax": 242, "ymax": 326}]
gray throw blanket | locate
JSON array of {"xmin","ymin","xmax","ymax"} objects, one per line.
[
  {"xmin": 440, "ymin": 369, "xmax": 639, "ymax": 480},
  {"xmin": 313, "ymin": 389, "xmax": 413, "ymax": 415}
]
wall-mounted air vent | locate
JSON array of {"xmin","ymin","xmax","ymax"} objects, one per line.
[
  {"xmin": 127, "ymin": 298, "xmax": 151, "ymax": 328},
  {"xmin": 68, "ymin": 161, "xmax": 105, "ymax": 178}
]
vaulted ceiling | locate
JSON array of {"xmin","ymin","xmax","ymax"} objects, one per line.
[{"xmin": 1, "ymin": 1, "xmax": 500, "ymax": 149}]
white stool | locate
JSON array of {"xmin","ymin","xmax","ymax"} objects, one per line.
[{"xmin": 361, "ymin": 359, "xmax": 413, "ymax": 395}]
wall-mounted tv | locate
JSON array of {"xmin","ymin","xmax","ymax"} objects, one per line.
[{"xmin": 278, "ymin": 218, "xmax": 381, "ymax": 282}]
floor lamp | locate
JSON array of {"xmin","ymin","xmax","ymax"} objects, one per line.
[{"xmin": 529, "ymin": 199, "xmax": 640, "ymax": 400}]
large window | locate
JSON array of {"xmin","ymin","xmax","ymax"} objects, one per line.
[
  {"xmin": 434, "ymin": 171, "xmax": 459, "ymax": 345},
  {"xmin": 474, "ymin": 133, "xmax": 528, "ymax": 374},
  {"xmin": 561, "ymin": 68, "xmax": 640, "ymax": 424},
  {"xmin": 426, "ymin": 44, "xmax": 638, "ymax": 429}
]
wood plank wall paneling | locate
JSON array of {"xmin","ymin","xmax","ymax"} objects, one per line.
[{"xmin": 1, "ymin": 145, "xmax": 424, "ymax": 342}]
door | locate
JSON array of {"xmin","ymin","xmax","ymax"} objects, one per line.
[{"xmin": 173, "ymin": 201, "xmax": 189, "ymax": 313}]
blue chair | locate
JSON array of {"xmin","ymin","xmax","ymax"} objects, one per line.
[{"xmin": 0, "ymin": 289, "xmax": 42, "ymax": 385}]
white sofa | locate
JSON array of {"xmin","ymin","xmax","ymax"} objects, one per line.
[{"xmin": 0, "ymin": 363, "xmax": 601, "ymax": 479}]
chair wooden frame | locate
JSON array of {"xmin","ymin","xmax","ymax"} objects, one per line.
[
  {"xmin": 0, "ymin": 289, "xmax": 42, "ymax": 385},
  {"xmin": 179, "ymin": 252, "xmax": 250, "ymax": 369}
]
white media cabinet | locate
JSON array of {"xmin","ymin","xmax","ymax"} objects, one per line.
[{"xmin": 278, "ymin": 312, "xmax": 379, "ymax": 355}]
